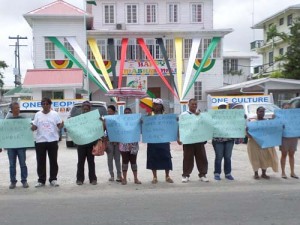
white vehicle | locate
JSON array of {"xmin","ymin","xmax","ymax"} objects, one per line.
[
  {"xmin": 65, "ymin": 101, "xmax": 107, "ymax": 148},
  {"xmin": 231, "ymin": 103, "xmax": 280, "ymax": 119},
  {"xmin": 289, "ymin": 96, "xmax": 300, "ymax": 108}
]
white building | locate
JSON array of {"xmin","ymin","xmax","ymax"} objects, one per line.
[
  {"xmin": 23, "ymin": 0, "xmax": 232, "ymax": 113},
  {"xmin": 251, "ymin": 4, "xmax": 300, "ymax": 76}
]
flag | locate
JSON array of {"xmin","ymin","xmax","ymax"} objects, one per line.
[{"xmin": 87, "ymin": 1, "xmax": 96, "ymax": 6}]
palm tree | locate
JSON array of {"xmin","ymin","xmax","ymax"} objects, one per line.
[{"xmin": 0, "ymin": 61, "xmax": 8, "ymax": 100}]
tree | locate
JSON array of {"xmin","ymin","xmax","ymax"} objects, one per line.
[
  {"xmin": 0, "ymin": 60, "xmax": 8, "ymax": 89},
  {"xmin": 282, "ymin": 17, "xmax": 300, "ymax": 79}
]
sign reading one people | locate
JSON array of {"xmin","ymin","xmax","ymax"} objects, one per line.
[
  {"xmin": 0, "ymin": 118, "xmax": 34, "ymax": 148},
  {"xmin": 179, "ymin": 113, "xmax": 214, "ymax": 144},
  {"xmin": 105, "ymin": 114, "xmax": 141, "ymax": 143},
  {"xmin": 209, "ymin": 109, "xmax": 246, "ymax": 138},
  {"xmin": 64, "ymin": 110, "xmax": 104, "ymax": 145},
  {"xmin": 247, "ymin": 119, "xmax": 283, "ymax": 148},
  {"xmin": 142, "ymin": 114, "xmax": 178, "ymax": 143},
  {"xmin": 275, "ymin": 109, "xmax": 300, "ymax": 138}
]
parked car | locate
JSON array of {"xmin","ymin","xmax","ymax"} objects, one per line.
[
  {"xmin": 289, "ymin": 96, "xmax": 300, "ymax": 108},
  {"xmin": 231, "ymin": 102, "xmax": 280, "ymax": 119},
  {"xmin": 65, "ymin": 101, "xmax": 107, "ymax": 148}
]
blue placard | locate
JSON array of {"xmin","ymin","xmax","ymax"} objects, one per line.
[
  {"xmin": 275, "ymin": 109, "xmax": 300, "ymax": 138},
  {"xmin": 142, "ymin": 114, "xmax": 178, "ymax": 143},
  {"xmin": 247, "ymin": 119, "xmax": 283, "ymax": 148},
  {"xmin": 104, "ymin": 113, "xmax": 141, "ymax": 143}
]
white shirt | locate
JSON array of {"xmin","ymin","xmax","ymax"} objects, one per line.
[{"xmin": 33, "ymin": 110, "xmax": 62, "ymax": 143}]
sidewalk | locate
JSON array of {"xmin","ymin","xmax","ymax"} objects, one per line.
[{"xmin": 0, "ymin": 139, "xmax": 299, "ymax": 193}]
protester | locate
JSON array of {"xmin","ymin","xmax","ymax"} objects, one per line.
[
  {"xmin": 246, "ymin": 106, "xmax": 278, "ymax": 179},
  {"xmin": 146, "ymin": 98, "xmax": 173, "ymax": 184},
  {"xmin": 6, "ymin": 102, "xmax": 29, "ymax": 189},
  {"xmin": 76, "ymin": 101, "xmax": 98, "ymax": 185},
  {"xmin": 212, "ymin": 102, "xmax": 235, "ymax": 181},
  {"xmin": 119, "ymin": 107, "xmax": 141, "ymax": 185},
  {"xmin": 280, "ymin": 103, "xmax": 298, "ymax": 179},
  {"xmin": 178, "ymin": 98, "xmax": 209, "ymax": 183},
  {"xmin": 105, "ymin": 105, "xmax": 122, "ymax": 182},
  {"xmin": 31, "ymin": 97, "xmax": 64, "ymax": 187}
]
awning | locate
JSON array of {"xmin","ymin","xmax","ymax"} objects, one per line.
[{"xmin": 3, "ymin": 86, "xmax": 32, "ymax": 98}]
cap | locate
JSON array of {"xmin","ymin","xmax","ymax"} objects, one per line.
[{"xmin": 153, "ymin": 98, "xmax": 163, "ymax": 105}]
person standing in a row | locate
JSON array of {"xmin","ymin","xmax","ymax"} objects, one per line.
[
  {"xmin": 6, "ymin": 102, "xmax": 29, "ymax": 189},
  {"xmin": 31, "ymin": 97, "xmax": 64, "ymax": 187}
]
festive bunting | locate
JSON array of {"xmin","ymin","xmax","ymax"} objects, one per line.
[
  {"xmin": 175, "ymin": 38, "xmax": 183, "ymax": 99},
  {"xmin": 183, "ymin": 37, "xmax": 220, "ymax": 99},
  {"xmin": 181, "ymin": 38, "xmax": 201, "ymax": 100},
  {"xmin": 48, "ymin": 37, "xmax": 107, "ymax": 92},
  {"xmin": 118, "ymin": 38, "xmax": 128, "ymax": 88},
  {"xmin": 193, "ymin": 59, "xmax": 216, "ymax": 72},
  {"xmin": 137, "ymin": 38, "xmax": 178, "ymax": 99},
  {"xmin": 46, "ymin": 60, "xmax": 73, "ymax": 69},
  {"xmin": 66, "ymin": 37, "xmax": 109, "ymax": 92},
  {"xmin": 86, "ymin": 0, "xmax": 96, "ymax": 6},
  {"xmin": 107, "ymin": 39, "xmax": 117, "ymax": 88},
  {"xmin": 88, "ymin": 38, "xmax": 113, "ymax": 89}
]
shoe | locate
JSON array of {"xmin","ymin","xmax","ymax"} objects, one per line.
[
  {"xmin": 108, "ymin": 177, "xmax": 114, "ymax": 182},
  {"xmin": 116, "ymin": 177, "xmax": 122, "ymax": 182},
  {"xmin": 90, "ymin": 180, "xmax": 97, "ymax": 185},
  {"xmin": 214, "ymin": 174, "xmax": 221, "ymax": 181},
  {"xmin": 134, "ymin": 179, "xmax": 142, "ymax": 184},
  {"xmin": 166, "ymin": 177, "xmax": 174, "ymax": 183},
  {"xmin": 225, "ymin": 175, "xmax": 234, "ymax": 181},
  {"xmin": 261, "ymin": 174, "xmax": 270, "ymax": 180},
  {"xmin": 9, "ymin": 182, "xmax": 16, "ymax": 189},
  {"xmin": 22, "ymin": 182, "xmax": 29, "ymax": 188},
  {"xmin": 291, "ymin": 174, "xmax": 299, "ymax": 179},
  {"xmin": 35, "ymin": 182, "xmax": 45, "ymax": 188},
  {"xmin": 200, "ymin": 176, "xmax": 209, "ymax": 182},
  {"xmin": 182, "ymin": 176, "xmax": 189, "ymax": 183},
  {"xmin": 76, "ymin": 181, "xmax": 83, "ymax": 185},
  {"xmin": 151, "ymin": 177, "xmax": 158, "ymax": 184},
  {"xmin": 50, "ymin": 180, "xmax": 59, "ymax": 187},
  {"xmin": 121, "ymin": 179, "xmax": 127, "ymax": 185}
]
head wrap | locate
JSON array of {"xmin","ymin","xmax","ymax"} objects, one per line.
[{"xmin": 153, "ymin": 98, "xmax": 163, "ymax": 105}]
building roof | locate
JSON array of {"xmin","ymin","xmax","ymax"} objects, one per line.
[
  {"xmin": 223, "ymin": 51, "xmax": 259, "ymax": 59},
  {"xmin": 23, "ymin": 69, "xmax": 83, "ymax": 88},
  {"xmin": 253, "ymin": 4, "xmax": 300, "ymax": 29},
  {"xmin": 3, "ymin": 86, "xmax": 32, "ymax": 98}
]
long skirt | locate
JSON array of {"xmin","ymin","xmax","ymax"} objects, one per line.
[
  {"xmin": 146, "ymin": 143, "xmax": 172, "ymax": 170},
  {"xmin": 247, "ymin": 138, "xmax": 278, "ymax": 172}
]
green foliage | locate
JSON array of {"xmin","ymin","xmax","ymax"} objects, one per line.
[
  {"xmin": 269, "ymin": 71, "xmax": 285, "ymax": 78},
  {"xmin": 0, "ymin": 60, "xmax": 8, "ymax": 88},
  {"xmin": 282, "ymin": 17, "xmax": 300, "ymax": 79}
]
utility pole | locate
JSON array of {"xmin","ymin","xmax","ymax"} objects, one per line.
[{"xmin": 9, "ymin": 35, "xmax": 27, "ymax": 87}]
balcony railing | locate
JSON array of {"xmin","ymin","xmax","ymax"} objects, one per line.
[{"xmin": 250, "ymin": 40, "xmax": 264, "ymax": 51}]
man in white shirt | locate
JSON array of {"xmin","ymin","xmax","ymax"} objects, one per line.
[{"xmin": 31, "ymin": 97, "xmax": 64, "ymax": 187}]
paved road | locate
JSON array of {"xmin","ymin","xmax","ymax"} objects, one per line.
[{"xmin": 0, "ymin": 141, "xmax": 300, "ymax": 225}]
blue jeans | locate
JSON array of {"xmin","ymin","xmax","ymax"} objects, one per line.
[
  {"xmin": 7, "ymin": 148, "xmax": 28, "ymax": 183},
  {"xmin": 213, "ymin": 140, "xmax": 234, "ymax": 176}
]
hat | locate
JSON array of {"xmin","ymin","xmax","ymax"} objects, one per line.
[
  {"xmin": 153, "ymin": 98, "xmax": 163, "ymax": 105},
  {"xmin": 218, "ymin": 102, "xmax": 228, "ymax": 107}
]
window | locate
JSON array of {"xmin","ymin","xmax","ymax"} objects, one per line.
[
  {"xmin": 287, "ymin": 14, "xmax": 293, "ymax": 26},
  {"xmin": 146, "ymin": 4, "xmax": 157, "ymax": 23},
  {"xmin": 191, "ymin": 3, "xmax": 202, "ymax": 23},
  {"xmin": 97, "ymin": 39, "xmax": 107, "ymax": 60},
  {"xmin": 279, "ymin": 18, "xmax": 284, "ymax": 25},
  {"xmin": 165, "ymin": 39, "xmax": 174, "ymax": 59},
  {"xmin": 184, "ymin": 39, "xmax": 192, "ymax": 59},
  {"xmin": 279, "ymin": 48, "xmax": 284, "ymax": 55},
  {"xmin": 194, "ymin": 81, "xmax": 202, "ymax": 100},
  {"xmin": 127, "ymin": 39, "xmax": 137, "ymax": 60},
  {"xmin": 184, "ymin": 38, "xmax": 220, "ymax": 59},
  {"xmin": 64, "ymin": 38, "xmax": 74, "ymax": 59},
  {"xmin": 42, "ymin": 90, "xmax": 64, "ymax": 99},
  {"xmin": 167, "ymin": 4, "xmax": 179, "ymax": 23},
  {"xmin": 223, "ymin": 59, "xmax": 238, "ymax": 74},
  {"xmin": 45, "ymin": 38, "xmax": 55, "ymax": 59},
  {"xmin": 269, "ymin": 51, "xmax": 274, "ymax": 66},
  {"xmin": 116, "ymin": 39, "xmax": 122, "ymax": 60},
  {"xmin": 104, "ymin": 4, "xmax": 115, "ymax": 24},
  {"xmin": 126, "ymin": 4, "xmax": 138, "ymax": 24}
]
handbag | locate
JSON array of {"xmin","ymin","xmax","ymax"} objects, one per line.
[{"xmin": 92, "ymin": 139, "xmax": 106, "ymax": 156}]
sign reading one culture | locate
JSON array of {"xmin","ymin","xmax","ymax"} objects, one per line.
[
  {"xmin": 275, "ymin": 109, "xmax": 300, "ymax": 137},
  {"xmin": 105, "ymin": 114, "xmax": 141, "ymax": 143},
  {"xmin": 64, "ymin": 110, "xmax": 104, "ymax": 145},
  {"xmin": 179, "ymin": 113, "xmax": 214, "ymax": 144},
  {"xmin": 247, "ymin": 119, "xmax": 283, "ymax": 148},
  {"xmin": 209, "ymin": 109, "xmax": 246, "ymax": 138},
  {"xmin": 0, "ymin": 118, "xmax": 34, "ymax": 148},
  {"xmin": 142, "ymin": 114, "xmax": 178, "ymax": 143}
]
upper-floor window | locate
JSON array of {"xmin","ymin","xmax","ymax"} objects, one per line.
[
  {"xmin": 64, "ymin": 39, "xmax": 74, "ymax": 59},
  {"xmin": 287, "ymin": 14, "xmax": 293, "ymax": 26},
  {"xmin": 223, "ymin": 59, "xmax": 238, "ymax": 74},
  {"xmin": 87, "ymin": 39, "xmax": 107, "ymax": 60},
  {"xmin": 45, "ymin": 38, "xmax": 55, "ymax": 59},
  {"xmin": 191, "ymin": 3, "xmax": 202, "ymax": 23},
  {"xmin": 126, "ymin": 4, "xmax": 138, "ymax": 24},
  {"xmin": 146, "ymin": 4, "xmax": 157, "ymax": 23},
  {"xmin": 165, "ymin": 39, "xmax": 174, "ymax": 59},
  {"xmin": 194, "ymin": 81, "xmax": 202, "ymax": 100},
  {"xmin": 104, "ymin": 4, "xmax": 115, "ymax": 24},
  {"xmin": 279, "ymin": 48, "xmax": 284, "ymax": 55},
  {"xmin": 269, "ymin": 51, "xmax": 274, "ymax": 66},
  {"xmin": 183, "ymin": 38, "xmax": 221, "ymax": 59},
  {"xmin": 279, "ymin": 18, "xmax": 284, "ymax": 26},
  {"xmin": 167, "ymin": 3, "xmax": 179, "ymax": 23}
]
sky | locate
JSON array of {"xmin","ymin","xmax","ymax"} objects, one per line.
[{"xmin": 1, "ymin": 0, "xmax": 300, "ymax": 87}]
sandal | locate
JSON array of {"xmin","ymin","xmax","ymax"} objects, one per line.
[
  {"xmin": 281, "ymin": 175, "xmax": 288, "ymax": 179},
  {"xmin": 151, "ymin": 177, "xmax": 158, "ymax": 184},
  {"xmin": 254, "ymin": 174, "xmax": 260, "ymax": 180},
  {"xmin": 291, "ymin": 174, "xmax": 299, "ymax": 179},
  {"xmin": 261, "ymin": 174, "xmax": 270, "ymax": 179},
  {"xmin": 134, "ymin": 179, "xmax": 142, "ymax": 184},
  {"xmin": 121, "ymin": 179, "xmax": 127, "ymax": 185},
  {"xmin": 166, "ymin": 177, "xmax": 174, "ymax": 183}
]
